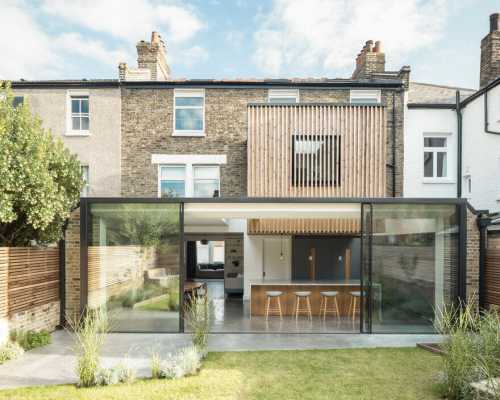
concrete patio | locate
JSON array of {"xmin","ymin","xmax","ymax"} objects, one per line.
[{"xmin": 0, "ymin": 329, "xmax": 445, "ymax": 389}]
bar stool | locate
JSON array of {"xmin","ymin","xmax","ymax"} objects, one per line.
[
  {"xmin": 294, "ymin": 291, "xmax": 312, "ymax": 320},
  {"xmin": 349, "ymin": 291, "xmax": 361, "ymax": 321},
  {"xmin": 319, "ymin": 291, "xmax": 340, "ymax": 320},
  {"xmin": 265, "ymin": 291, "xmax": 283, "ymax": 320}
]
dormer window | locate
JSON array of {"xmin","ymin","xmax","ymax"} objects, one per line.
[
  {"xmin": 349, "ymin": 90, "xmax": 381, "ymax": 104},
  {"xmin": 268, "ymin": 89, "xmax": 299, "ymax": 103}
]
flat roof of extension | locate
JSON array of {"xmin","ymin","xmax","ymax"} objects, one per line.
[{"xmin": 10, "ymin": 78, "xmax": 404, "ymax": 89}]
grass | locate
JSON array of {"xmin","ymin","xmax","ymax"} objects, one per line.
[
  {"xmin": 0, "ymin": 348, "xmax": 442, "ymax": 400},
  {"xmin": 134, "ymin": 297, "xmax": 170, "ymax": 311}
]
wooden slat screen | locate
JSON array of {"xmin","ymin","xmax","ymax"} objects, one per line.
[
  {"xmin": 6, "ymin": 247, "xmax": 59, "ymax": 314},
  {"xmin": 485, "ymin": 248, "xmax": 500, "ymax": 309},
  {"xmin": 0, "ymin": 248, "xmax": 8, "ymax": 318},
  {"xmin": 248, "ymin": 218, "xmax": 360, "ymax": 235},
  {"xmin": 248, "ymin": 104, "xmax": 387, "ymax": 197}
]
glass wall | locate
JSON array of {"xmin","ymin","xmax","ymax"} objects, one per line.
[
  {"xmin": 87, "ymin": 203, "xmax": 181, "ymax": 332},
  {"xmin": 364, "ymin": 204, "xmax": 459, "ymax": 333}
]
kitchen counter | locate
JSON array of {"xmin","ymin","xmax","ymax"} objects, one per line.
[{"xmin": 249, "ymin": 279, "xmax": 361, "ymax": 286}]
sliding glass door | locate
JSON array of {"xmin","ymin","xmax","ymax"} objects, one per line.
[{"xmin": 361, "ymin": 203, "xmax": 460, "ymax": 333}]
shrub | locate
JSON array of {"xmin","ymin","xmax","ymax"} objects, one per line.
[
  {"xmin": 95, "ymin": 363, "xmax": 136, "ymax": 386},
  {"xmin": 67, "ymin": 307, "xmax": 109, "ymax": 387},
  {"xmin": 175, "ymin": 346, "xmax": 202, "ymax": 376},
  {"xmin": 0, "ymin": 341, "xmax": 24, "ymax": 364},
  {"xmin": 151, "ymin": 352, "xmax": 163, "ymax": 379},
  {"xmin": 154, "ymin": 345, "xmax": 203, "ymax": 380},
  {"xmin": 185, "ymin": 294, "xmax": 211, "ymax": 353},
  {"xmin": 10, "ymin": 329, "xmax": 51, "ymax": 351}
]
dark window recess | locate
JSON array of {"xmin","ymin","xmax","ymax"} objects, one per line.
[
  {"xmin": 12, "ymin": 96, "xmax": 24, "ymax": 108},
  {"xmin": 291, "ymin": 134, "xmax": 341, "ymax": 186}
]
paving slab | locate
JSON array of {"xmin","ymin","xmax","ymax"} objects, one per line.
[{"xmin": 0, "ymin": 329, "xmax": 445, "ymax": 389}]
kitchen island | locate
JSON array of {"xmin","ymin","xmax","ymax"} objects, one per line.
[{"xmin": 250, "ymin": 279, "xmax": 361, "ymax": 317}]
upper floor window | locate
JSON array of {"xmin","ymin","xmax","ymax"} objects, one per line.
[
  {"xmin": 268, "ymin": 89, "xmax": 299, "ymax": 104},
  {"xmin": 174, "ymin": 89, "xmax": 204, "ymax": 136},
  {"xmin": 193, "ymin": 165, "xmax": 220, "ymax": 197},
  {"xmin": 81, "ymin": 165, "xmax": 89, "ymax": 197},
  {"xmin": 349, "ymin": 90, "xmax": 381, "ymax": 104},
  {"xmin": 423, "ymin": 136, "xmax": 448, "ymax": 179},
  {"xmin": 12, "ymin": 96, "xmax": 24, "ymax": 108},
  {"xmin": 160, "ymin": 165, "xmax": 186, "ymax": 197},
  {"xmin": 67, "ymin": 92, "xmax": 89, "ymax": 135},
  {"xmin": 292, "ymin": 134, "xmax": 341, "ymax": 186}
]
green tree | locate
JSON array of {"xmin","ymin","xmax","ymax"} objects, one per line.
[{"xmin": 0, "ymin": 82, "xmax": 83, "ymax": 246}]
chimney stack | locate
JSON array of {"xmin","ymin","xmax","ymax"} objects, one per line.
[
  {"xmin": 352, "ymin": 40, "xmax": 386, "ymax": 79},
  {"xmin": 480, "ymin": 13, "xmax": 500, "ymax": 87},
  {"xmin": 118, "ymin": 31, "xmax": 171, "ymax": 81}
]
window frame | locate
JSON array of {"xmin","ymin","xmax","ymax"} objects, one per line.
[
  {"xmin": 349, "ymin": 90, "xmax": 381, "ymax": 104},
  {"xmin": 173, "ymin": 89, "xmax": 205, "ymax": 137},
  {"xmin": 158, "ymin": 165, "xmax": 187, "ymax": 198},
  {"xmin": 66, "ymin": 91, "xmax": 90, "ymax": 136},
  {"xmin": 268, "ymin": 89, "xmax": 299, "ymax": 104},
  {"xmin": 422, "ymin": 133, "xmax": 450, "ymax": 183},
  {"xmin": 193, "ymin": 165, "xmax": 221, "ymax": 198}
]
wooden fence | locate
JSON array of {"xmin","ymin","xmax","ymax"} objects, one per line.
[
  {"xmin": 484, "ymin": 247, "xmax": 500, "ymax": 309},
  {"xmin": 0, "ymin": 247, "xmax": 60, "ymax": 316}
]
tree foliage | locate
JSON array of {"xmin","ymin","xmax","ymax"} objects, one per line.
[{"xmin": 0, "ymin": 82, "xmax": 83, "ymax": 246}]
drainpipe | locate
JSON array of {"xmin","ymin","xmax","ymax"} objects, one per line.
[
  {"xmin": 456, "ymin": 91, "xmax": 463, "ymax": 198},
  {"xmin": 392, "ymin": 92, "xmax": 396, "ymax": 197},
  {"xmin": 484, "ymin": 90, "xmax": 500, "ymax": 135}
]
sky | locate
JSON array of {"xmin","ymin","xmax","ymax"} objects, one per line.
[{"xmin": 1, "ymin": 0, "xmax": 499, "ymax": 89}]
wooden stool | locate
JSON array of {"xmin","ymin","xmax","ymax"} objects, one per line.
[
  {"xmin": 319, "ymin": 291, "xmax": 340, "ymax": 320},
  {"xmin": 265, "ymin": 291, "xmax": 283, "ymax": 320},
  {"xmin": 349, "ymin": 291, "xmax": 361, "ymax": 321},
  {"xmin": 294, "ymin": 291, "xmax": 312, "ymax": 320}
]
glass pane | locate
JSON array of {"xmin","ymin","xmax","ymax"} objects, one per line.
[
  {"xmin": 72, "ymin": 116, "xmax": 80, "ymax": 130},
  {"xmin": 175, "ymin": 108, "xmax": 203, "ymax": 131},
  {"xmin": 269, "ymin": 97, "xmax": 297, "ymax": 104},
  {"xmin": 81, "ymin": 98, "xmax": 89, "ymax": 113},
  {"xmin": 437, "ymin": 152, "xmax": 447, "ymax": 177},
  {"xmin": 193, "ymin": 180, "xmax": 219, "ymax": 197},
  {"xmin": 161, "ymin": 181, "xmax": 185, "ymax": 197},
  {"xmin": 160, "ymin": 166, "xmax": 185, "ymax": 180},
  {"xmin": 361, "ymin": 203, "xmax": 372, "ymax": 333},
  {"xmin": 424, "ymin": 137, "xmax": 446, "ymax": 147},
  {"xmin": 81, "ymin": 116, "xmax": 89, "ymax": 130},
  {"xmin": 369, "ymin": 204, "xmax": 459, "ymax": 333},
  {"xmin": 424, "ymin": 152, "xmax": 433, "ymax": 177},
  {"xmin": 193, "ymin": 166, "xmax": 219, "ymax": 180},
  {"xmin": 88, "ymin": 203, "xmax": 182, "ymax": 333},
  {"xmin": 71, "ymin": 99, "xmax": 80, "ymax": 113},
  {"xmin": 350, "ymin": 97, "xmax": 378, "ymax": 104},
  {"xmin": 175, "ymin": 97, "xmax": 203, "ymax": 107}
]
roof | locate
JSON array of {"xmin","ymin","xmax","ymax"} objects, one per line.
[
  {"xmin": 10, "ymin": 77, "xmax": 404, "ymax": 89},
  {"xmin": 408, "ymin": 82, "xmax": 476, "ymax": 105}
]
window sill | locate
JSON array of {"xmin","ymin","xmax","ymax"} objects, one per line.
[
  {"xmin": 422, "ymin": 178, "xmax": 455, "ymax": 184},
  {"xmin": 65, "ymin": 131, "xmax": 90, "ymax": 137},
  {"xmin": 172, "ymin": 131, "xmax": 205, "ymax": 137}
]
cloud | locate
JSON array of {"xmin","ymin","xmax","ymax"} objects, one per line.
[
  {"xmin": 225, "ymin": 30, "xmax": 245, "ymax": 48},
  {"xmin": 41, "ymin": 0, "xmax": 205, "ymax": 43},
  {"xmin": 175, "ymin": 46, "xmax": 209, "ymax": 67},
  {"xmin": 252, "ymin": 0, "xmax": 450, "ymax": 76}
]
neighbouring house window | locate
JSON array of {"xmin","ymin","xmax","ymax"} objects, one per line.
[
  {"xmin": 292, "ymin": 134, "xmax": 341, "ymax": 186},
  {"xmin": 160, "ymin": 165, "xmax": 186, "ymax": 197},
  {"xmin": 196, "ymin": 240, "xmax": 224, "ymax": 265},
  {"xmin": 12, "ymin": 96, "xmax": 24, "ymax": 108},
  {"xmin": 349, "ymin": 90, "xmax": 381, "ymax": 104},
  {"xmin": 193, "ymin": 166, "xmax": 220, "ymax": 197},
  {"xmin": 174, "ymin": 89, "xmax": 204, "ymax": 135},
  {"xmin": 81, "ymin": 165, "xmax": 89, "ymax": 197},
  {"xmin": 268, "ymin": 89, "xmax": 299, "ymax": 103},
  {"xmin": 70, "ymin": 95, "xmax": 89, "ymax": 132},
  {"xmin": 423, "ymin": 136, "xmax": 448, "ymax": 179}
]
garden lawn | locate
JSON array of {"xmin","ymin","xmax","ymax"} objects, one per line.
[{"xmin": 0, "ymin": 347, "xmax": 442, "ymax": 400}]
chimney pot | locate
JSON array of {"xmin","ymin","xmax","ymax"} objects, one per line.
[
  {"xmin": 374, "ymin": 41, "xmax": 382, "ymax": 53},
  {"xmin": 151, "ymin": 31, "xmax": 160, "ymax": 44},
  {"xmin": 490, "ymin": 13, "xmax": 500, "ymax": 33}
]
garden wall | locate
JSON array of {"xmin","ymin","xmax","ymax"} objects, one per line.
[{"xmin": 0, "ymin": 247, "xmax": 60, "ymax": 343}]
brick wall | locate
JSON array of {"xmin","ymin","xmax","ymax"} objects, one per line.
[
  {"xmin": 466, "ymin": 208, "xmax": 480, "ymax": 302},
  {"xmin": 121, "ymin": 87, "xmax": 405, "ymax": 198},
  {"xmin": 65, "ymin": 208, "xmax": 81, "ymax": 320},
  {"xmin": 9, "ymin": 301, "xmax": 59, "ymax": 333}
]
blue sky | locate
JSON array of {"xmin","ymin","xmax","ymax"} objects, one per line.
[{"xmin": 1, "ymin": 0, "xmax": 499, "ymax": 89}]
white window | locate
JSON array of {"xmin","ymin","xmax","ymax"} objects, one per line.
[
  {"xmin": 423, "ymin": 136, "xmax": 448, "ymax": 179},
  {"xmin": 81, "ymin": 165, "xmax": 89, "ymax": 197},
  {"xmin": 66, "ymin": 92, "xmax": 90, "ymax": 135},
  {"xmin": 193, "ymin": 166, "xmax": 220, "ymax": 197},
  {"xmin": 174, "ymin": 89, "xmax": 204, "ymax": 136},
  {"xmin": 268, "ymin": 89, "xmax": 299, "ymax": 103},
  {"xmin": 196, "ymin": 240, "xmax": 224, "ymax": 265},
  {"xmin": 349, "ymin": 90, "xmax": 381, "ymax": 104},
  {"xmin": 159, "ymin": 165, "xmax": 186, "ymax": 197}
]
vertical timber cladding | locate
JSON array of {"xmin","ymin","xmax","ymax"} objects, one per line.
[{"xmin": 248, "ymin": 104, "xmax": 387, "ymax": 197}]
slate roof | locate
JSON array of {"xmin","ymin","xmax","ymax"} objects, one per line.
[{"xmin": 408, "ymin": 82, "xmax": 476, "ymax": 105}]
